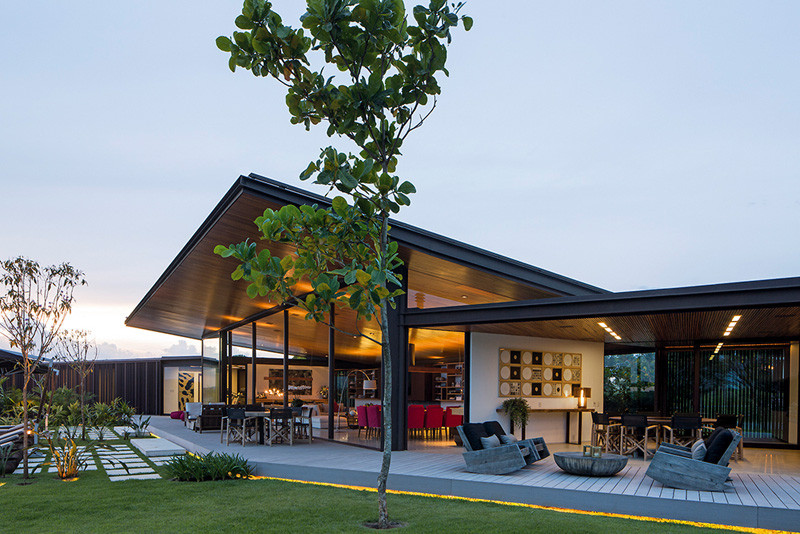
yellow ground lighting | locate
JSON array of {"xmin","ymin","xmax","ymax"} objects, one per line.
[{"xmin": 245, "ymin": 475, "xmax": 786, "ymax": 534}]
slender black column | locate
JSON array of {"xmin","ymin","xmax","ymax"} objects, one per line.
[
  {"xmin": 219, "ymin": 331, "xmax": 227, "ymax": 404},
  {"xmin": 328, "ymin": 307, "xmax": 335, "ymax": 439},
  {"xmin": 251, "ymin": 322, "xmax": 257, "ymax": 405},
  {"xmin": 283, "ymin": 309, "xmax": 289, "ymax": 408},
  {"xmin": 692, "ymin": 343, "xmax": 701, "ymax": 413},
  {"xmin": 227, "ymin": 331, "xmax": 233, "ymax": 405},
  {"xmin": 464, "ymin": 331, "xmax": 471, "ymax": 423},
  {"xmin": 388, "ymin": 264, "xmax": 409, "ymax": 451}
]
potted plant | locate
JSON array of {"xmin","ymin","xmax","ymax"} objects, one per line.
[{"xmin": 502, "ymin": 398, "xmax": 530, "ymax": 438}]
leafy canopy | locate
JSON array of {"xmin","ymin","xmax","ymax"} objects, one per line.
[{"xmin": 215, "ymin": 0, "xmax": 470, "ymax": 330}]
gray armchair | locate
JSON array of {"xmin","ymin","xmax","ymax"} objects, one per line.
[
  {"xmin": 645, "ymin": 428, "xmax": 741, "ymax": 491},
  {"xmin": 456, "ymin": 421, "xmax": 549, "ymax": 475}
]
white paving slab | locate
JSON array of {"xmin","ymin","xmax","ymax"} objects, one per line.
[
  {"xmin": 106, "ymin": 467, "xmax": 155, "ymax": 476},
  {"xmin": 131, "ymin": 437, "xmax": 184, "ymax": 457},
  {"xmin": 109, "ymin": 473, "xmax": 161, "ymax": 481}
]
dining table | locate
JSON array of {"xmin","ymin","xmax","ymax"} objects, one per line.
[
  {"xmin": 245, "ymin": 407, "xmax": 313, "ymax": 445},
  {"xmin": 608, "ymin": 415, "xmax": 716, "ymax": 446}
]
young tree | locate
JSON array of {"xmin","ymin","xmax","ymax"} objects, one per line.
[
  {"xmin": 0, "ymin": 257, "xmax": 85, "ymax": 478},
  {"xmin": 215, "ymin": 0, "xmax": 470, "ymax": 526},
  {"xmin": 54, "ymin": 330, "xmax": 97, "ymax": 440}
]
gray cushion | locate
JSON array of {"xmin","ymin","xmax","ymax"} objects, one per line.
[
  {"xmin": 462, "ymin": 423, "xmax": 489, "ymax": 451},
  {"xmin": 500, "ymin": 434, "xmax": 518, "ymax": 444},
  {"xmin": 480, "ymin": 434, "xmax": 501, "ymax": 449},
  {"xmin": 691, "ymin": 440, "xmax": 706, "ymax": 460},
  {"xmin": 704, "ymin": 428, "xmax": 734, "ymax": 464}
]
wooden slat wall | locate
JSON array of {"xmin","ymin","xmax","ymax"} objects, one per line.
[{"xmin": 5, "ymin": 361, "xmax": 163, "ymax": 415}]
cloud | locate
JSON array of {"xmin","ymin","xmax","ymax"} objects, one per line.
[
  {"xmin": 162, "ymin": 339, "xmax": 200, "ymax": 356},
  {"xmin": 96, "ymin": 342, "xmax": 141, "ymax": 359}
]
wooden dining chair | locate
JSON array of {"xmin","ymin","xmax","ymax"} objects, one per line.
[{"xmin": 619, "ymin": 414, "xmax": 659, "ymax": 459}]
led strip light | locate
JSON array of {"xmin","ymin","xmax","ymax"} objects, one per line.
[{"xmin": 597, "ymin": 322, "xmax": 621, "ymax": 341}]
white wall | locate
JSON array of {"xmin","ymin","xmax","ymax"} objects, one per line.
[{"xmin": 470, "ymin": 332, "xmax": 604, "ymax": 444}]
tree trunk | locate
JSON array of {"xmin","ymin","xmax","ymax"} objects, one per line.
[
  {"xmin": 377, "ymin": 211, "xmax": 392, "ymax": 528},
  {"xmin": 21, "ymin": 358, "xmax": 29, "ymax": 479}
]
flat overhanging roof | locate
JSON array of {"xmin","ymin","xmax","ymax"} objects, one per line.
[
  {"xmin": 125, "ymin": 174, "xmax": 604, "ymax": 360},
  {"xmin": 404, "ymin": 277, "xmax": 800, "ymax": 346}
]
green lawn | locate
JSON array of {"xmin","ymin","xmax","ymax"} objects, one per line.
[{"xmin": 0, "ymin": 466, "xmax": 740, "ymax": 534}]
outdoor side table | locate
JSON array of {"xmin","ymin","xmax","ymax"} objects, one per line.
[{"xmin": 553, "ymin": 451, "xmax": 628, "ymax": 476}]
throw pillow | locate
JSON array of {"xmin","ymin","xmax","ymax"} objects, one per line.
[
  {"xmin": 480, "ymin": 434, "xmax": 502, "ymax": 449},
  {"xmin": 704, "ymin": 429, "xmax": 734, "ymax": 464},
  {"xmin": 499, "ymin": 434, "xmax": 518, "ymax": 444},
  {"xmin": 691, "ymin": 441, "xmax": 706, "ymax": 460}
]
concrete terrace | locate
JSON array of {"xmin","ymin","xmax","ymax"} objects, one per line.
[{"xmin": 149, "ymin": 417, "xmax": 800, "ymax": 532}]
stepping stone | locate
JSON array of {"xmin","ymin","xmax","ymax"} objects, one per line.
[
  {"xmin": 105, "ymin": 467, "xmax": 155, "ymax": 476},
  {"xmin": 131, "ymin": 438, "xmax": 184, "ymax": 457},
  {"xmin": 109, "ymin": 473, "xmax": 161, "ymax": 481}
]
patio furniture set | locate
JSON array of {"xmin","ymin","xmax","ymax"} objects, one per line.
[
  {"xmin": 454, "ymin": 412, "xmax": 742, "ymax": 493},
  {"xmin": 407, "ymin": 405, "xmax": 463, "ymax": 439},
  {"xmin": 182, "ymin": 403, "xmax": 313, "ymax": 446}
]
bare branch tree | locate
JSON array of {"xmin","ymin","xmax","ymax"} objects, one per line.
[{"xmin": 0, "ymin": 257, "xmax": 85, "ymax": 478}]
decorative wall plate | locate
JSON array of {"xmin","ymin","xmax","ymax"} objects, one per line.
[
  {"xmin": 500, "ymin": 382, "xmax": 510, "ymax": 395},
  {"xmin": 500, "ymin": 350, "xmax": 510, "ymax": 364},
  {"xmin": 522, "ymin": 367, "xmax": 532, "ymax": 380},
  {"xmin": 552, "ymin": 368, "xmax": 562, "ymax": 381},
  {"xmin": 563, "ymin": 383, "xmax": 572, "ymax": 397},
  {"xmin": 532, "ymin": 352, "xmax": 543, "ymax": 365},
  {"xmin": 563, "ymin": 368, "xmax": 572, "ymax": 381},
  {"xmin": 522, "ymin": 383, "xmax": 531, "ymax": 396},
  {"xmin": 552, "ymin": 353, "xmax": 563, "ymax": 366},
  {"xmin": 543, "ymin": 368, "xmax": 553, "ymax": 381},
  {"xmin": 542, "ymin": 383, "xmax": 552, "ymax": 396},
  {"xmin": 531, "ymin": 383, "xmax": 542, "ymax": 395},
  {"xmin": 510, "ymin": 366, "xmax": 521, "ymax": 379},
  {"xmin": 500, "ymin": 366, "xmax": 510, "ymax": 379},
  {"xmin": 510, "ymin": 351, "xmax": 521, "ymax": 364},
  {"xmin": 543, "ymin": 353, "xmax": 553, "ymax": 365},
  {"xmin": 522, "ymin": 351, "xmax": 532, "ymax": 365},
  {"xmin": 563, "ymin": 354, "xmax": 573, "ymax": 367}
]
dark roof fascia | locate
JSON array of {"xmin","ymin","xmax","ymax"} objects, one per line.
[
  {"xmin": 402, "ymin": 276, "xmax": 800, "ymax": 328},
  {"xmin": 242, "ymin": 174, "xmax": 608, "ymax": 297},
  {"xmin": 125, "ymin": 177, "xmax": 250, "ymax": 331},
  {"xmin": 126, "ymin": 173, "xmax": 606, "ymax": 330}
]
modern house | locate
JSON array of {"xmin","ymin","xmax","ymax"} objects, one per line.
[{"xmin": 125, "ymin": 174, "xmax": 800, "ymax": 451}]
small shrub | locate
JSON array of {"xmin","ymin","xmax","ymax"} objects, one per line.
[
  {"xmin": 164, "ymin": 452, "xmax": 253, "ymax": 482},
  {"xmin": 37, "ymin": 429, "xmax": 127, "ymax": 479}
]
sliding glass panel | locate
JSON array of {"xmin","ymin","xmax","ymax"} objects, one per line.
[
  {"xmin": 603, "ymin": 353, "xmax": 655, "ymax": 413},
  {"xmin": 699, "ymin": 346, "xmax": 789, "ymax": 442},
  {"xmin": 664, "ymin": 350, "xmax": 694, "ymax": 415}
]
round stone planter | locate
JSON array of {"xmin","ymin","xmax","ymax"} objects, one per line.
[{"xmin": 553, "ymin": 451, "xmax": 628, "ymax": 476}]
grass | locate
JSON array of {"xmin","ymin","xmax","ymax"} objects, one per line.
[{"xmin": 0, "ymin": 468, "xmax": 745, "ymax": 534}]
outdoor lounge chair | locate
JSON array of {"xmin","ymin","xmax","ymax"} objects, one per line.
[
  {"xmin": 645, "ymin": 428, "xmax": 741, "ymax": 491},
  {"xmin": 197, "ymin": 404, "xmax": 224, "ymax": 433},
  {"xmin": 184, "ymin": 402, "xmax": 202, "ymax": 430},
  {"xmin": 456, "ymin": 421, "xmax": 549, "ymax": 475}
]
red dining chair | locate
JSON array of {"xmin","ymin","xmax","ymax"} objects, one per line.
[
  {"xmin": 356, "ymin": 405, "xmax": 368, "ymax": 438},
  {"xmin": 366, "ymin": 405, "xmax": 382, "ymax": 439},
  {"xmin": 408, "ymin": 405, "xmax": 425, "ymax": 439},
  {"xmin": 424, "ymin": 405, "xmax": 444, "ymax": 439},
  {"xmin": 443, "ymin": 406, "xmax": 463, "ymax": 438}
]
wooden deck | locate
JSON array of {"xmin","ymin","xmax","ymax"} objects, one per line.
[{"xmin": 150, "ymin": 417, "xmax": 800, "ymax": 532}]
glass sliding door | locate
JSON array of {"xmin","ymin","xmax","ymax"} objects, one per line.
[
  {"xmin": 603, "ymin": 352, "xmax": 655, "ymax": 413},
  {"xmin": 700, "ymin": 346, "xmax": 789, "ymax": 442}
]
